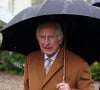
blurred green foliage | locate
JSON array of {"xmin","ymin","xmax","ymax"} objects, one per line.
[
  {"xmin": 86, "ymin": 0, "xmax": 92, "ymax": 3},
  {"xmin": 90, "ymin": 62, "xmax": 100, "ymax": 81},
  {"xmin": 32, "ymin": 0, "xmax": 43, "ymax": 5},
  {"xmin": 0, "ymin": 51, "xmax": 25, "ymax": 75}
]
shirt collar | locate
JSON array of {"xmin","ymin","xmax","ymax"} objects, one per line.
[{"xmin": 44, "ymin": 48, "xmax": 60, "ymax": 61}]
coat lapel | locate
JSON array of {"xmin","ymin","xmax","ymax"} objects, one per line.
[
  {"xmin": 35, "ymin": 52, "xmax": 46, "ymax": 83},
  {"xmin": 41, "ymin": 48, "xmax": 64, "ymax": 87}
]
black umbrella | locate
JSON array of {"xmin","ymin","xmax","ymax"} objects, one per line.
[{"xmin": 0, "ymin": 0, "xmax": 100, "ymax": 65}]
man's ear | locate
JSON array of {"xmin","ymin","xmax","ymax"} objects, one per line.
[{"xmin": 59, "ymin": 36, "xmax": 64, "ymax": 45}]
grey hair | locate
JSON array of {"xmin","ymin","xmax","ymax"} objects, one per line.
[{"xmin": 36, "ymin": 22, "xmax": 63, "ymax": 40}]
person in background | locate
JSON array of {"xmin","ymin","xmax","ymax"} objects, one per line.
[{"xmin": 23, "ymin": 22, "xmax": 94, "ymax": 90}]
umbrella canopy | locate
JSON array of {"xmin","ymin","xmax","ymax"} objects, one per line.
[{"xmin": 0, "ymin": 0, "xmax": 100, "ymax": 65}]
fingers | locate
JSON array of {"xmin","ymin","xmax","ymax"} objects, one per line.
[{"xmin": 56, "ymin": 82, "xmax": 71, "ymax": 90}]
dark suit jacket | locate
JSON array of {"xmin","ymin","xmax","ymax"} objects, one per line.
[{"xmin": 23, "ymin": 48, "xmax": 94, "ymax": 90}]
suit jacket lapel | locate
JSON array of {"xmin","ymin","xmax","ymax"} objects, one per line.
[{"xmin": 41, "ymin": 48, "xmax": 64, "ymax": 87}]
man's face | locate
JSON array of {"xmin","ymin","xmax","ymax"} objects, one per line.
[{"xmin": 37, "ymin": 26, "xmax": 63, "ymax": 57}]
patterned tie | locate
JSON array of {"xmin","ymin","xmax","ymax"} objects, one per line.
[{"xmin": 45, "ymin": 58, "xmax": 52, "ymax": 74}]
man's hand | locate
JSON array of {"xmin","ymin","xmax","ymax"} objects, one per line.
[{"xmin": 56, "ymin": 82, "xmax": 71, "ymax": 90}]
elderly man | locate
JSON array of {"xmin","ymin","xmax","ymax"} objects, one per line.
[{"xmin": 23, "ymin": 22, "xmax": 94, "ymax": 90}]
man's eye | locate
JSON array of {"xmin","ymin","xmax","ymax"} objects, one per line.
[
  {"xmin": 40, "ymin": 36, "xmax": 45, "ymax": 38},
  {"xmin": 49, "ymin": 36, "xmax": 55, "ymax": 39},
  {"xmin": 49, "ymin": 36, "xmax": 54, "ymax": 38},
  {"xmin": 39, "ymin": 36, "xmax": 46, "ymax": 41}
]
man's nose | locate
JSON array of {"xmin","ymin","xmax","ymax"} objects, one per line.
[{"xmin": 44, "ymin": 38, "xmax": 49, "ymax": 45}]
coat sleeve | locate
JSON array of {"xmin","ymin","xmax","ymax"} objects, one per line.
[
  {"xmin": 76, "ymin": 62, "xmax": 95, "ymax": 90},
  {"xmin": 66, "ymin": 51, "xmax": 95, "ymax": 90},
  {"xmin": 23, "ymin": 58, "xmax": 29, "ymax": 90}
]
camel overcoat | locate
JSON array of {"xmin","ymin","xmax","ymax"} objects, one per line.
[{"xmin": 23, "ymin": 49, "xmax": 94, "ymax": 90}]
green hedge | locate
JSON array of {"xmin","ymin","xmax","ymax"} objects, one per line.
[
  {"xmin": 0, "ymin": 51, "xmax": 25, "ymax": 75},
  {"xmin": 90, "ymin": 62, "xmax": 100, "ymax": 81}
]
